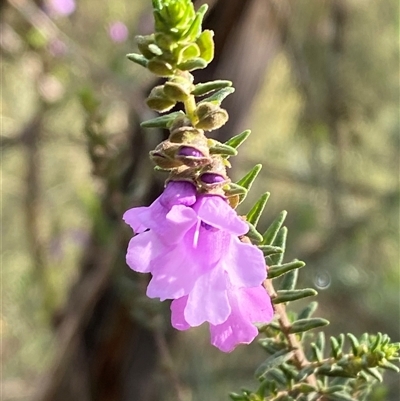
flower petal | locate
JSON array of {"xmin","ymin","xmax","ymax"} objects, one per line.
[
  {"xmin": 170, "ymin": 297, "xmax": 190, "ymax": 331},
  {"xmin": 221, "ymin": 237, "xmax": 267, "ymax": 288},
  {"xmin": 126, "ymin": 230, "xmax": 165, "ymax": 273},
  {"xmin": 238, "ymin": 287, "xmax": 274, "ymax": 323},
  {"xmin": 209, "ymin": 286, "xmax": 273, "ymax": 352},
  {"xmin": 123, "ymin": 206, "xmax": 149, "ymax": 233},
  {"xmin": 184, "ymin": 268, "xmax": 230, "ymax": 327},
  {"xmin": 210, "ymin": 313, "xmax": 258, "ymax": 353},
  {"xmin": 195, "ymin": 195, "xmax": 248, "ymax": 236},
  {"xmin": 159, "ymin": 181, "xmax": 197, "ymax": 208},
  {"xmin": 138, "ymin": 203, "xmax": 198, "ymax": 245},
  {"xmin": 146, "ymin": 234, "xmax": 200, "ymax": 300}
]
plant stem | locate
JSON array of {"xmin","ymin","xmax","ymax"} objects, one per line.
[
  {"xmin": 263, "ymin": 279, "xmax": 318, "ymax": 388},
  {"xmin": 184, "ymin": 94, "xmax": 198, "ymax": 124}
]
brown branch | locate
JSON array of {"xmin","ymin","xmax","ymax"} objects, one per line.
[{"xmin": 31, "ymin": 231, "xmax": 122, "ymax": 401}]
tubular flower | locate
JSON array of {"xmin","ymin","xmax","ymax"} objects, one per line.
[
  {"xmin": 123, "ymin": 180, "xmax": 273, "ymax": 351},
  {"xmin": 171, "ymin": 285, "xmax": 273, "ymax": 352}
]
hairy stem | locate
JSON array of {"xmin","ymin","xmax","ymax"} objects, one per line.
[{"xmin": 263, "ymin": 279, "xmax": 318, "ymax": 388}]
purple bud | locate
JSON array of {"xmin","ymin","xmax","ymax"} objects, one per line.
[
  {"xmin": 200, "ymin": 173, "xmax": 225, "ymax": 184},
  {"xmin": 178, "ymin": 146, "xmax": 204, "ymax": 158}
]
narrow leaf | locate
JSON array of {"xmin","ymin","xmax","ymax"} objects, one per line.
[
  {"xmin": 177, "ymin": 57, "xmax": 207, "ymax": 71},
  {"xmin": 224, "ymin": 129, "xmax": 251, "ymax": 149},
  {"xmin": 330, "ymin": 336, "xmax": 342, "ymax": 359},
  {"xmin": 270, "ymin": 227, "xmax": 287, "ymax": 265},
  {"xmin": 273, "ymin": 288, "xmax": 317, "ymax": 304},
  {"xmin": 347, "ymin": 333, "xmax": 360, "ymax": 356},
  {"xmin": 258, "ymin": 245, "xmax": 283, "ymax": 257},
  {"xmin": 279, "ymin": 269, "xmax": 299, "ymax": 291},
  {"xmin": 236, "ymin": 164, "xmax": 262, "ymax": 191},
  {"xmin": 379, "ymin": 360, "xmax": 399, "ymax": 372},
  {"xmin": 325, "ymin": 392, "xmax": 356, "ymax": 401},
  {"xmin": 364, "ymin": 367, "xmax": 383, "ymax": 382},
  {"xmin": 199, "ymin": 87, "xmax": 235, "ymax": 105},
  {"xmin": 246, "ymin": 221, "xmax": 263, "ymax": 243},
  {"xmin": 246, "ymin": 193, "xmax": 270, "ymax": 227},
  {"xmin": 322, "ymin": 385, "xmax": 347, "ymax": 394},
  {"xmin": 298, "ymin": 301, "xmax": 319, "ymax": 320},
  {"xmin": 289, "ymin": 318, "xmax": 330, "ymax": 334},
  {"xmin": 224, "ymin": 182, "xmax": 247, "ymax": 197},
  {"xmin": 141, "ymin": 111, "xmax": 185, "ymax": 128},
  {"xmin": 371, "ymin": 332, "xmax": 382, "ymax": 352},
  {"xmin": 191, "ymin": 80, "xmax": 232, "ymax": 96},
  {"xmin": 209, "ymin": 142, "xmax": 238, "ymax": 156},
  {"xmin": 267, "ymin": 260, "xmax": 305, "ymax": 279},
  {"xmin": 262, "ymin": 211, "xmax": 287, "ymax": 245},
  {"xmin": 255, "ymin": 350, "xmax": 295, "ymax": 379},
  {"xmin": 126, "ymin": 53, "xmax": 148, "ymax": 67}
]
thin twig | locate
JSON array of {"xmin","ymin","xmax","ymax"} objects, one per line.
[{"xmin": 154, "ymin": 329, "xmax": 189, "ymax": 401}]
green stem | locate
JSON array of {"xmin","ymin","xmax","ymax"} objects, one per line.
[{"xmin": 184, "ymin": 94, "xmax": 197, "ymax": 124}]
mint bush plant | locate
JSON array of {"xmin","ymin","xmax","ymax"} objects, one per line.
[{"xmin": 123, "ymin": 1, "xmax": 399, "ymax": 399}]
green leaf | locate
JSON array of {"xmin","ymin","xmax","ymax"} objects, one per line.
[
  {"xmin": 371, "ymin": 332, "xmax": 382, "ymax": 352},
  {"xmin": 311, "ymin": 342, "xmax": 324, "ymax": 362},
  {"xmin": 347, "ymin": 333, "xmax": 360, "ymax": 356},
  {"xmin": 246, "ymin": 193, "xmax": 270, "ymax": 227},
  {"xmin": 258, "ymin": 245, "xmax": 283, "ymax": 257},
  {"xmin": 280, "ymin": 269, "xmax": 299, "ymax": 291},
  {"xmin": 224, "ymin": 182, "xmax": 248, "ymax": 197},
  {"xmin": 330, "ymin": 336, "xmax": 343, "ymax": 359},
  {"xmin": 322, "ymin": 385, "xmax": 347, "ymax": 394},
  {"xmin": 181, "ymin": 4, "xmax": 208, "ymax": 41},
  {"xmin": 379, "ymin": 360, "xmax": 399, "ymax": 372},
  {"xmin": 126, "ymin": 53, "xmax": 148, "ymax": 68},
  {"xmin": 269, "ymin": 227, "xmax": 287, "ymax": 265},
  {"xmin": 255, "ymin": 350, "xmax": 295, "ymax": 379},
  {"xmin": 224, "ymin": 129, "xmax": 251, "ymax": 149},
  {"xmin": 191, "ymin": 80, "xmax": 232, "ymax": 96},
  {"xmin": 298, "ymin": 301, "xmax": 319, "ymax": 320},
  {"xmin": 236, "ymin": 164, "xmax": 262, "ymax": 202},
  {"xmin": 288, "ymin": 318, "xmax": 330, "ymax": 334},
  {"xmin": 200, "ymin": 87, "xmax": 235, "ymax": 105},
  {"xmin": 197, "ymin": 29, "xmax": 214, "ymax": 62},
  {"xmin": 209, "ymin": 142, "xmax": 238, "ymax": 156},
  {"xmin": 266, "ymin": 368, "xmax": 288, "ymax": 385},
  {"xmin": 267, "ymin": 260, "xmax": 305, "ymax": 279},
  {"xmin": 178, "ymin": 43, "xmax": 201, "ymax": 63},
  {"xmin": 141, "ymin": 111, "xmax": 185, "ymax": 128},
  {"xmin": 296, "ymin": 383, "xmax": 318, "ymax": 393},
  {"xmin": 246, "ymin": 221, "xmax": 263, "ymax": 243},
  {"xmin": 177, "ymin": 57, "xmax": 207, "ymax": 71},
  {"xmin": 273, "ymin": 288, "xmax": 317, "ymax": 304},
  {"xmin": 262, "ymin": 211, "xmax": 287, "ymax": 245},
  {"xmin": 364, "ymin": 367, "xmax": 383, "ymax": 382},
  {"xmin": 325, "ymin": 392, "xmax": 356, "ymax": 401}
]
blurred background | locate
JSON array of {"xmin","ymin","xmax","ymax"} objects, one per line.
[{"xmin": 1, "ymin": 0, "xmax": 399, "ymax": 400}]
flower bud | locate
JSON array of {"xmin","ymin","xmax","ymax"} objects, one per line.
[
  {"xmin": 195, "ymin": 102, "xmax": 229, "ymax": 131},
  {"xmin": 196, "ymin": 156, "xmax": 230, "ymax": 192},
  {"xmin": 147, "ymin": 58, "xmax": 175, "ymax": 77},
  {"xmin": 146, "ymin": 86, "xmax": 176, "ymax": 112},
  {"xmin": 136, "ymin": 34, "xmax": 157, "ymax": 59},
  {"xmin": 164, "ymin": 77, "xmax": 193, "ymax": 101}
]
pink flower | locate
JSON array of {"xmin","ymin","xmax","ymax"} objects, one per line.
[
  {"xmin": 123, "ymin": 181, "xmax": 273, "ymax": 351},
  {"xmin": 171, "ymin": 286, "xmax": 273, "ymax": 352}
]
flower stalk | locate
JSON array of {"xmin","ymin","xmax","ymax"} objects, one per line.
[{"xmin": 123, "ymin": 0, "xmax": 399, "ymax": 399}]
